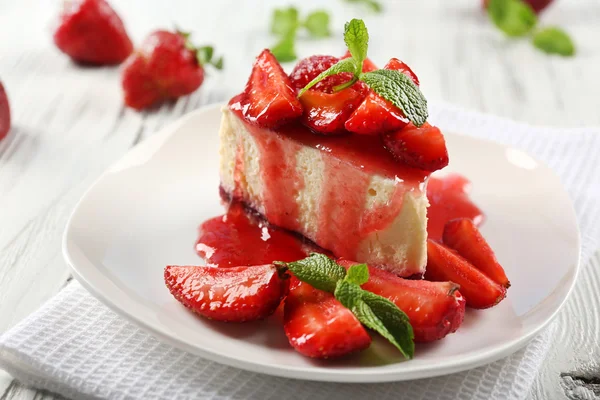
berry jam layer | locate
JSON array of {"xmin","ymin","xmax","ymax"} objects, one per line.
[{"xmin": 219, "ymin": 108, "xmax": 431, "ymax": 277}]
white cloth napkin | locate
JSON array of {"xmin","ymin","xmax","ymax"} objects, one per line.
[{"xmin": 1, "ymin": 103, "xmax": 600, "ymax": 400}]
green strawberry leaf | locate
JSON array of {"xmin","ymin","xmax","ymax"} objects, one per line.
[
  {"xmin": 304, "ymin": 11, "xmax": 331, "ymax": 38},
  {"xmin": 488, "ymin": 0, "xmax": 537, "ymax": 37},
  {"xmin": 271, "ymin": 7, "xmax": 299, "ymax": 36},
  {"xmin": 532, "ymin": 27, "xmax": 575, "ymax": 56},
  {"xmin": 196, "ymin": 46, "xmax": 213, "ymax": 65},
  {"xmin": 345, "ymin": 264, "xmax": 369, "ymax": 286},
  {"xmin": 359, "ymin": 69, "xmax": 428, "ymax": 127},
  {"xmin": 276, "ymin": 253, "xmax": 346, "ymax": 293},
  {"xmin": 344, "ymin": 19, "xmax": 369, "ymax": 66},
  {"xmin": 353, "ymin": 292, "xmax": 414, "ymax": 359},
  {"xmin": 297, "ymin": 57, "xmax": 358, "ymax": 97}
]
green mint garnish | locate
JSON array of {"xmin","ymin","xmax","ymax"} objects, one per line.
[
  {"xmin": 270, "ymin": 7, "xmax": 331, "ymax": 62},
  {"xmin": 344, "ymin": 0, "xmax": 383, "ymax": 13},
  {"xmin": 297, "ymin": 18, "xmax": 428, "ymax": 127},
  {"xmin": 488, "ymin": 0, "xmax": 537, "ymax": 37},
  {"xmin": 532, "ymin": 27, "xmax": 575, "ymax": 56},
  {"xmin": 276, "ymin": 254, "xmax": 415, "ymax": 359}
]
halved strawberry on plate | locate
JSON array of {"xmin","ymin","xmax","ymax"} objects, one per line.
[
  {"xmin": 345, "ymin": 58, "xmax": 419, "ymax": 135},
  {"xmin": 164, "ymin": 263, "xmax": 289, "ymax": 322},
  {"xmin": 382, "ymin": 122, "xmax": 449, "ymax": 172},
  {"xmin": 229, "ymin": 49, "xmax": 303, "ymax": 128},
  {"xmin": 284, "ymin": 277, "xmax": 371, "ymax": 358}
]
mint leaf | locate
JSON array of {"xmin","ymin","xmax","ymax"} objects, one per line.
[
  {"xmin": 533, "ymin": 27, "xmax": 575, "ymax": 56},
  {"xmin": 360, "ymin": 69, "xmax": 428, "ymax": 127},
  {"xmin": 354, "ymin": 292, "xmax": 414, "ymax": 359},
  {"xmin": 334, "ymin": 280, "xmax": 364, "ymax": 310},
  {"xmin": 488, "ymin": 0, "xmax": 537, "ymax": 37},
  {"xmin": 297, "ymin": 57, "xmax": 358, "ymax": 97},
  {"xmin": 345, "ymin": 264, "xmax": 369, "ymax": 285},
  {"xmin": 304, "ymin": 11, "xmax": 330, "ymax": 38},
  {"xmin": 271, "ymin": 32, "xmax": 297, "ymax": 63},
  {"xmin": 345, "ymin": 0, "xmax": 382, "ymax": 13},
  {"xmin": 271, "ymin": 7, "xmax": 299, "ymax": 36},
  {"xmin": 344, "ymin": 19, "xmax": 369, "ymax": 66},
  {"xmin": 277, "ymin": 253, "xmax": 346, "ymax": 293}
]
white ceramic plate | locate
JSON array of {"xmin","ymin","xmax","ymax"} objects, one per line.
[{"xmin": 63, "ymin": 103, "xmax": 580, "ymax": 383}]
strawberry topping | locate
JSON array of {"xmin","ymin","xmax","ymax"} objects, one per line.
[{"xmin": 382, "ymin": 122, "xmax": 449, "ymax": 171}]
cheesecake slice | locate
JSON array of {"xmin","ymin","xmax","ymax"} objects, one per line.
[{"xmin": 219, "ymin": 107, "xmax": 431, "ymax": 277}]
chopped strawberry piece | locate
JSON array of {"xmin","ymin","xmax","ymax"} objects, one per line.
[
  {"xmin": 284, "ymin": 277, "xmax": 371, "ymax": 358},
  {"xmin": 53, "ymin": 0, "xmax": 133, "ymax": 65},
  {"xmin": 425, "ymin": 240, "xmax": 506, "ymax": 309},
  {"xmin": 443, "ymin": 218, "xmax": 510, "ymax": 288},
  {"xmin": 121, "ymin": 30, "xmax": 206, "ymax": 110},
  {"xmin": 0, "ymin": 82, "xmax": 10, "ymax": 141},
  {"xmin": 382, "ymin": 122, "xmax": 449, "ymax": 171},
  {"xmin": 230, "ymin": 49, "xmax": 303, "ymax": 128},
  {"xmin": 299, "ymin": 87, "xmax": 365, "ymax": 134},
  {"xmin": 338, "ymin": 260, "xmax": 465, "ymax": 342},
  {"xmin": 341, "ymin": 51, "xmax": 378, "ymax": 72},
  {"xmin": 164, "ymin": 264, "xmax": 289, "ymax": 322},
  {"xmin": 289, "ymin": 55, "xmax": 349, "ymax": 93},
  {"xmin": 345, "ymin": 58, "xmax": 419, "ymax": 135}
]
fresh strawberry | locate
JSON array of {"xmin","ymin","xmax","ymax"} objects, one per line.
[
  {"xmin": 229, "ymin": 49, "xmax": 302, "ymax": 128},
  {"xmin": 341, "ymin": 51, "xmax": 378, "ymax": 72},
  {"xmin": 345, "ymin": 58, "xmax": 419, "ymax": 135},
  {"xmin": 53, "ymin": 0, "xmax": 133, "ymax": 65},
  {"xmin": 425, "ymin": 240, "xmax": 506, "ymax": 309},
  {"xmin": 164, "ymin": 264, "xmax": 289, "ymax": 322},
  {"xmin": 122, "ymin": 30, "xmax": 216, "ymax": 110},
  {"xmin": 337, "ymin": 260, "xmax": 465, "ymax": 342},
  {"xmin": 382, "ymin": 122, "xmax": 449, "ymax": 171},
  {"xmin": 299, "ymin": 88, "xmax": 365, "ymax": 134},
  {"xmin": 443, "ymin": 218, "xmax": 510, "ymax": 288},
  {"xmin": 0, "ymin": 82, "xmax": 10, "ymax": 141},
  {"xmin": 289, "ymin": 55, "xmax": 355, "ymax": 93},
  {"xmin": 284, "ymin": 277, "xmax": 371, "ymax": 358}
]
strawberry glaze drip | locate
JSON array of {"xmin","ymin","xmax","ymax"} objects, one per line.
[
  {"xmin": 427, "ymin": 174, "xmax": 484, "ymax": 242},
  {"xmin": 196, "ymin": 203, "xmax": 308, "ymax": 268}
]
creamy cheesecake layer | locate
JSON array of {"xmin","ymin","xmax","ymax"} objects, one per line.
[{"xmin": 219, "ymin": 108, "xmax": 429, "ymax": 277}]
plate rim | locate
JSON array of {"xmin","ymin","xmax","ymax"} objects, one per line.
[{"xmin": 62, "ymin": 103, "xmax": 581, "ymax": 383}]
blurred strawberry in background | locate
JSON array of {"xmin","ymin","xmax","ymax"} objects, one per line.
[
  {"xmin": 0, "ymin": 82, "xmax": 10, "ymax": 141},
  {"xmin": 483, "ymin": 0, "xmax": 554, "ymax": 13},
  {"xmin": 121, "ymin": 30, "xmax": 222, "ymax": 110},
  {"xmin": 53, "ymin": 0, "xmax": 133, "ymax": 65}
]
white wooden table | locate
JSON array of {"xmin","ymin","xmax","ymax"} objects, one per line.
[{"xmin": 1, "ymin": 0, "xmax": 599, "ymax": 398}]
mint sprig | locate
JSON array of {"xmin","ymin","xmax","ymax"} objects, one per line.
[
  {"xmin": 344, "ymin": 0, "xmax": 383, "ymax": 13},
  {"xmin": 297, "ymin": 19, "xmax": 429, "ymax": 127},
  {"xmin": 486, "ymin": 0, "xmax": 575, "ymax": 57},
  {"xmin": 270, "ymin": 7, "xmax": 331, "ymax": 62},
  {"xmin": 276, "ymin": 254, "xmax": 415, "ymax": 359}
]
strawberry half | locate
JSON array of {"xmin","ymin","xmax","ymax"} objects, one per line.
[
  {"xmin": 382, "ymin": 122, "xmax": 449, "ymax": 172},
  {"xmin": 230, "ymin": 49, "xmax": 303, "ymax": 128},
  {"xmin": 299, "ymin": 88, "xmax": 365, "ymax": 135},
  {"xmin": 284, "ymin": 277, "xmax": 371, "ymax": 358},
  {"xmin": 425, "ymin": 240, "xmax": 506, "ymax": 309},
  {"xmin": 443, "ymin": 218, "xmax": 510, "ymax": 288},
  {"xmin": 289, "ymin": 55, "xmax": 356, "ymax": 93},
  {"xmin": 0, "ymin": 82, "xmax": 10, "ymax": 141},
  {"xmin": 164, "ymin": 264, "xmax": 289, "ymax": 322},
  {"xmin": 345, "ymin": 58, "xmax": 418, "ymax": 135},
  {"xmin": 53, "ymin": 0, "xmax": 133, "ymax": 65},
  {"xmin": 338, "ymin": 260, "xmax": 465, "ymax": 342}
]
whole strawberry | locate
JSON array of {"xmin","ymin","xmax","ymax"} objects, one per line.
[
  {"xmin": 121, "ymin": 30, "xmax": 223, "ymax": 110},
  {"xmin": 53, "ymin": 0, "xmax": 133, "ymax": 65},
  {"xmin": 0, "ymin": 82, "xmax": 10, "ymax": 141}
]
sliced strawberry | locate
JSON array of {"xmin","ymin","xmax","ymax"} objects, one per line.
[
  {"xmin": 0, "ymin": 82, "xmax": 10, "ymax": 141},
  {"xmin": 299, "ymin": 87, "xmax": 365, "ymax": 134},
  {"xmin": 164, "ymin": 264, "xmax": 289, "ymax": 322},
  {"xmin": 382, "ymin": 122, "xmax": 449, "ymax": 171},
  {"xmin": 230, "ymin": 49, "xmax": 303, "ymax": 128},
  {"xmin": 341, "ymin": 51, "xmax": 378, "ymax": 72},
  {"xmin": 425, "ymin": 240, "xmax": 506, "ymax": 309},
  {"xmin": 345, "ymin": 58, "xmax": 418, "ymax": 135},
  {"xmin": 284, "ymin": 277, "xmax": 371, "ymax": 358},
  {"xmin": 443, "ymin": 218, "xmax": 510, "ymax": 288},
  {"xmin": 338, "ymin": 260, "xmax": 465, "ymax": 342}
]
